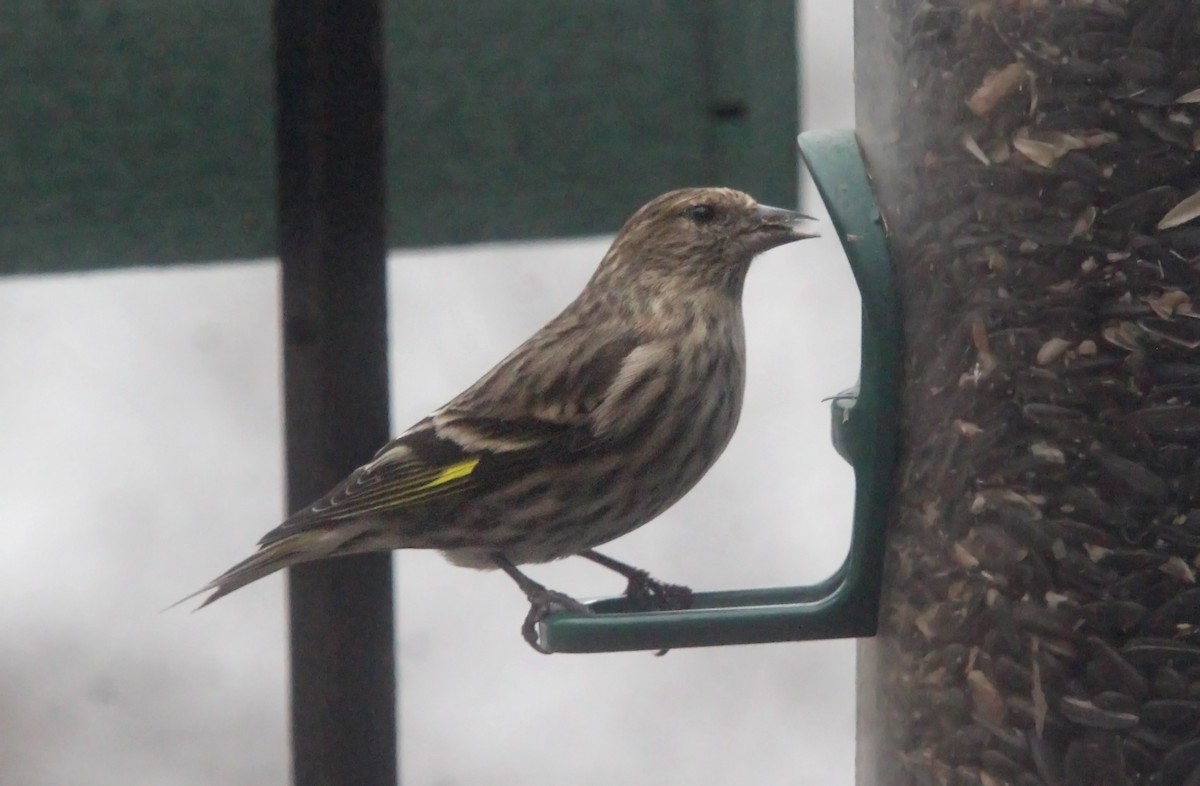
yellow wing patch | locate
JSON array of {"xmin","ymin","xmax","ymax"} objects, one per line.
[
  {"xmin": 427, "ymin": 457, "xmax": 480, "ymax": 488},
  {"xmin": 319, "ymin": 456, "xmax": 482, "ymax": 519}
]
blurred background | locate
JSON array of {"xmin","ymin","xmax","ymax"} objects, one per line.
[{"xmin": 0, "ymin": 1, "xmax": 856, "ymax": 783}]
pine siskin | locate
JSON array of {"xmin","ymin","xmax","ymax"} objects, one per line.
[{"xmin": 191, "ymin": 187, "xmax": 816, "ymax": 651}]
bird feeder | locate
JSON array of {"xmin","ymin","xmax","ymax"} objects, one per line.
[
  {"xmin": 537, "ymin": 130, "xmax": 903, "ymax": 653},
  {"xmin": 853, "ymin": 2, "xmax": 1200, "ymax": 785}
]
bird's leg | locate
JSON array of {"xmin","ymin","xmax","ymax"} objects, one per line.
[
  {"xmin": 492, "ymin": 553, "xmax": 592, "ymax": 654},
  {"xmin": 580, "ymin": 550, "xmax": 694, "ymax": 612}
]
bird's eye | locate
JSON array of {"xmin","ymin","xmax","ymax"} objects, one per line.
[{"xmin": 684, "ymin": 204, "xmax": 717, "ymax": 224}]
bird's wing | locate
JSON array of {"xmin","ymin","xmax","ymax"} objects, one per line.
[
  {"xmin": 261, "ymin": 415, "xmax": 586, "ymax": 543},
  {"xmin": 190, "ymin": 413, "xmax": 590, "ymax": 606},
  {"xmin": 262, "ymin": 329, "xmax": 675, "ymax": 543}
]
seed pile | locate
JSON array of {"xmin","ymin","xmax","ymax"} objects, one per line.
[{"xmin": 856, "ymin": 1, "xmax": 1200, "ymax": 784}]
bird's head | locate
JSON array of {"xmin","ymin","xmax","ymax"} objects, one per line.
[{"xmin": 592, "ymin": 187, "xmax": 817, "ymax": 295}]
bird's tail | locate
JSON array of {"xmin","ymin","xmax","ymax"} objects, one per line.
[{"xmin": 176, "ymin": 522, "xmax": 373, "ymax": 609}]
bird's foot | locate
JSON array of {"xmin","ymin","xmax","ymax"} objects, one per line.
[
  {"xmin": 621, "ymin": 569, "xmax": 694, "ymax": 614},
  {"xmin": 620, "ymin": 571, "xmax": 693, "ymax": 657},
  {"xmin": 521, "ymin": 588, "xmax": 593, "ymax": 654},
  {"xmin": 492, "ymin": 553, "xmax": 594, "ymax": 654},
  {"xmin": 580, "ymin": 550, "xmax": 693, "ymax": 613}
]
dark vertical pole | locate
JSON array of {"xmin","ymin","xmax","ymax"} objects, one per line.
[{"xmin": 274, "ymin": 2, "xmax": 396, "ymax": 786}]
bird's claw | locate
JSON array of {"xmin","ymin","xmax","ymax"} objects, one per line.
[
  {"xmin": 619, "ymin": 571, "xmax": 693, "ymax": 656},
  {"xmin": 521, "ymin": 589, "xmax": 593, "ymax": 654},
  {"xmin": 622, "ymin": 570, "xmax": 694, "ymax": 613}
]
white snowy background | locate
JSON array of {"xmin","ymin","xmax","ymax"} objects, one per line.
[{"xmin": 1, "ymin": 3, "xmax": 857, "ymax": 784}]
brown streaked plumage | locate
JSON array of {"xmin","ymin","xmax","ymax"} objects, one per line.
[{"xmin": 188, "ymin": 187, "xmax": 816, "ymax": 651}]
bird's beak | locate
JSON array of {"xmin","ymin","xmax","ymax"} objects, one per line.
[
  {"xmin": 747, "ymin": 204, "xmax": 819, "ymax": 252},
  {"xmin": 754, "ymin": 204, "xmax": 819, "ymax": 239}
]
